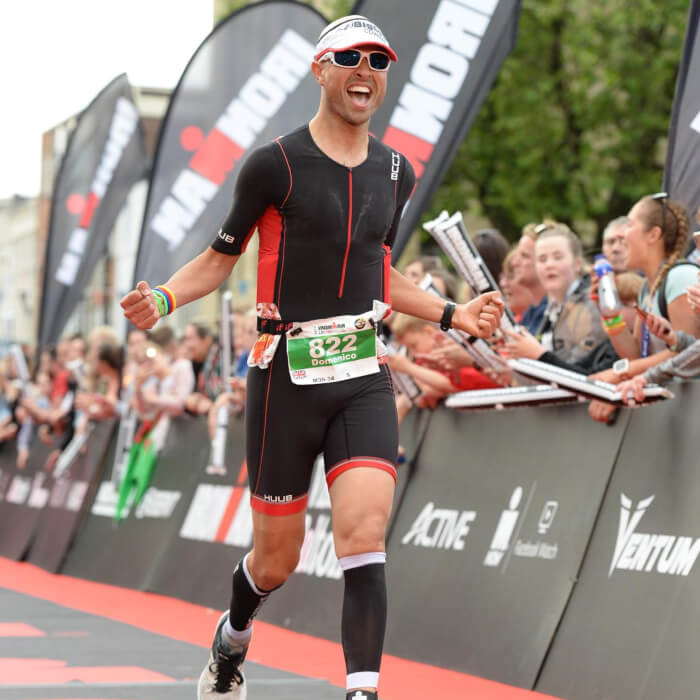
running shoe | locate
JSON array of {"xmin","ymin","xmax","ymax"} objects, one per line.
[
  {"xmin": 198, "ymin": 611, "xmax": 247, "ymax": 699},
  {"xmin": 346, "ymin": 692, "xmax": 378, "ymax": 700}
]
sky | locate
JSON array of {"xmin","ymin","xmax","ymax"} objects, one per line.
[{"xmin": 0, "ymin": 1, "xmax": 215, "ymax": 199}]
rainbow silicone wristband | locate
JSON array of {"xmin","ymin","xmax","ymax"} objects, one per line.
[
  {"xmin": 603, "ymin": 313, "xmax": 624, "ymax": 329},
  {"xmin": 604, "ymin": 320, "xmax": 626, "ymax": 336},
  {"xmin": 153, "ymin": 285, "xmax": 176, "ymax": 315},
  {"xmin": 152, "ymin": 291, "xmax": 167, "ymax": 317}
]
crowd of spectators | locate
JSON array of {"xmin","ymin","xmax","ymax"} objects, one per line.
[
  {"xmin": 388, "ymin": 194, "xmax": 700, "ymax": 425},
  {"xmin": 0, "ymin": 306, "xmax": 259, "ymax": 484},
  {"xmin": 1, "ymin": 193, "xmax": 699, "ymax": 484}
]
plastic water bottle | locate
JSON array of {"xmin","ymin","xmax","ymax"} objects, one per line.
[{"xmin": 593, "ymin": 255, "xmax": 622, "ymax": 317}]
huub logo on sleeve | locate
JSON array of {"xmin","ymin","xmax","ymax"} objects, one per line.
[
  {"xmin": 217, "ymin": 229, "xmax": 235, "ymax": 244},
  {"xmin": 390, "ymin": 152, "xmax": 401, "ymax": 181}
]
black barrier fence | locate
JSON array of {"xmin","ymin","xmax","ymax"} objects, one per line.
[
  {"xmin": 27, "ymin": 420, "xmax": 116, "ymax": 572},
  {"xmin": 62, "ymin": 415, "xmax": 210, "ymax": 589},
  {"xmin": 0, "ymin": 437, "xmax": 55, "ymax": 560},
  {"xmin": 536, "ymin": 381, "xmax": 700, "ymax": 700},
  {"xmin": 383, "ymin": 403, "xmax": 631, "ymax": 687},
  {"xmin": 6, "ymin": 382, "xmax": 700, "ymax": 697}
]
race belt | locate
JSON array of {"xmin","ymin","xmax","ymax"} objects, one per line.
[{"xmin": 286, "ymin": 302, "xmax": 389, "ymax": 386}]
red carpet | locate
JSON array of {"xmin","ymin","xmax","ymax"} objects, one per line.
[{"xmin": 0, "ymin": 556, "xmax": 563, "ymax": 700}]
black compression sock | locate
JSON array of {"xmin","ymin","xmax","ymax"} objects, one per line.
[
  {"xmin": 340, "ymin": 553, "xmax": 387, "ymax": 692},
  {"xmin": 228, "ymin": 554, "xmax": 278, "ymax": 632}
]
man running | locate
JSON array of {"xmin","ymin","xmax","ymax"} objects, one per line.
[{"xmin": 121, "ymin": 15, "xmax": 503, "ymax": 700}]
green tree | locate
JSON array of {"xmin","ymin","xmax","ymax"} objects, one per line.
[{"xmin": 429, "ymin": 0, "xmax": 689, "ymax": 247}]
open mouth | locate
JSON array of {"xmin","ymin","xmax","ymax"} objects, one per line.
[{"xmin": 347, "ymin": 84, "xmax": 371, "ymax": 107}]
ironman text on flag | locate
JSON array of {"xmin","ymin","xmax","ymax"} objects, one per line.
[
  {"xmin": 150, "ymin": 29, "xmax": 313, "ymax": 251},
  {"xmin": 55, "ymin": 97, "xmax": 139, "ymax": 286},
  {"xmin": 382, "ymin": 0, "xmax": 498, "ymax": 181}
]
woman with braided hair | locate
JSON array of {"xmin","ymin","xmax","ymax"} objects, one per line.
[
  {"xmin": 588, "ymin": 194, "xmax": 700, "ymax": 423},
  {"xmin": 595, "ymin": 194, "xmax": 700, "ymax": 361}
]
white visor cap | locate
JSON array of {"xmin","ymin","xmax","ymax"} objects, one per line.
[{"xmin": 314, "ymin": 15, "xmax": 397, "ymax": 62}]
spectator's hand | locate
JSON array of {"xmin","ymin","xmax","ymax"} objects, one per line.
[
  {"xmin": 687, "ymin": 280, "xmax": 700, "ymax": 312},
  {"xmin": 415, "ymin": 393, "xmax": 441, "ymax": 410},
  {"xmin": 589, "ymin": 399, "xmax": 618, "ymax": 424},
  {"xmin": 617, "ymin": 374, "xmax": 648, "ymax": 405},
  {"xmin": 387, "ymin": 354, "xmax": 413, "ymax": 374},
  {"xmin": 419, "ymin": 341, "xmax": 474, "ymax": 371},
  {"xmin": 484, "ymin": 365, "xmax": 514, "ymax": 386},
  {"xmin": 638, "ymin": 310, "xmax": 675, "ymax": 347},
  {"xmin": 38, "ymin": 424, "xmax": 53, "ymax": 446},
  {"xmin": 502, "ymin": 327, "xmax": 544, "ymax": 360},
  {"xmin": 141, "ymin": 386, "xmax": 160, "ymax": 405},
  {"xmin": 120, "ymin": 281, "xmax": 160, "ymax": 330},
  {"xmin": 453, "ymin": 291, "xmax": 504, "ymax": 339},
  {"xmin": 590, "ymin": 368, "xmax": 625, "ymax": 385}
]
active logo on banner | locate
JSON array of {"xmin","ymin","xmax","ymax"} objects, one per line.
[
  {"xmin": 609, "ymin": 494, "xmax": 700, "ymax": 577},
  {"xmin": 401, "ymin": 501, "xmax": 477, "ymax": 551},
  {"xmin": 483, "ymin": 485, "xmax": 559, "ymax": 570}
]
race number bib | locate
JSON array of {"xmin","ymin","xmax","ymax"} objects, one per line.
[{"xmin": 286, "ymin": 303, "xmax": 388, "ymax": 385}]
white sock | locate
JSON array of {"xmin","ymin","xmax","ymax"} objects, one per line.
[{"xmin": 222, "ymin": 618, "xmax": 252, "ymax": 651}]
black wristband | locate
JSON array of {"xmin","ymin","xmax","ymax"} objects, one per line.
[{"xmin": 440, "ymin": 301, "xmax": 457, "ymax": 331}]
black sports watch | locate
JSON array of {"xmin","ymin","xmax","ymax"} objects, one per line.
[{"xmin": 440, "ymin": 301, "xmax": 457, "ymax": 332}]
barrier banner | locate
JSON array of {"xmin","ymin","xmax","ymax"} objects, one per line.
[
  {"xmin": 664, "ymin": 0, "xmax": 700, "ymax": 220},
  {"xmin": 61, "ymin": 416, "xmax": 209, "ymax": 590},
  {"xmin": 354, "ymin": 0, "xmax": 523, "ymax": 259},
  {"xmin": 132, "ymin": 1, "xmax": 326, "ymax": 286},
  {"xmin": 145, "ymin": 414, "xmax": 250, "ymax": 606},
  {"xmin": 38, "ymin": 74, "xmax": 148, "ymax": 348},
  {"xmin": 536, "ymin": 382, "xmax": 700, "ymax": 700},
  {"xmin": 0, "ymin": 440, "xmax": 19, "ymax": 503},
  {"xmin": 0, "ymin": 440, "xmax": 54, "ymax": 559},
  {"xmin": 383, "ymin": 403, "xmax": 629, "ymax": 688},
  {"xmin": 27, "ymin": 420, "xmax": 116, "ymax": 572}
]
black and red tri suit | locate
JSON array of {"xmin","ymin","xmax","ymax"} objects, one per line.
[{"xmin": 212, "ymin": 124, "xmax": 415, "ymax": 514}]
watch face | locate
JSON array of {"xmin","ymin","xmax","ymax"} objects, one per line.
[{"xmin": 613, "ymin": 358, "xmax": 629, "ymax": 374}]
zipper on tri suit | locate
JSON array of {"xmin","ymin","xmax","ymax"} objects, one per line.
[{"xmin": 338, "ymin": 169, "xmax": 353, "ymax": 298}]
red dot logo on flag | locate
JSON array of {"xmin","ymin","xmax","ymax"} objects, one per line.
[
  {"xmin": 180, "ymin": 125, "xmax": 204, "ymax": 152},
  {"xmin": 66, "ymin": 193, "xmax": 86, "ymax": 215}
]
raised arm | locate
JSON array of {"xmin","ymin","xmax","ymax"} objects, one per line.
[
  {"xmin": 121, "ymin": 249, "xmax": 239, "ymax": 330},
  {"xmin": 389, "ymin": 267, "xmax": 503, "ymax": 339}
]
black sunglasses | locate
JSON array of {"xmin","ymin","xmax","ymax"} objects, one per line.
[{"xmin": 321, "ymin": 49, "xmax": 390, "ymax": 71}]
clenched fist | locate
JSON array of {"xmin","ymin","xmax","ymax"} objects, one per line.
[
  {"xmin": 452, "ymin": 291, "xmax": 505, "ymax": 339},
  {"xmin": 120, "ymin": 281, "xmax": 161, "ymax": 330}
]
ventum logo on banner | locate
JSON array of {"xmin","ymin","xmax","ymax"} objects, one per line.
[{"xmin": 609, "ymin": 494, "xmax": 700, "ymax": 577}]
